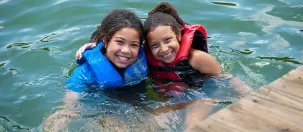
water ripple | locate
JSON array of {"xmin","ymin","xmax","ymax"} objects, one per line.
[
  {"xmin": 211, "ymin": 1, "xmax": 238, "ymax": 6},
  {"xmin": 53, "ymin": 0, "xmax": 69, "ymax": 5},
  {"xmin": 0, "ymin": 0, "xmax": 9, "ymax": 4},
  {"xmin": 0, "ymin": 0, "xmax": 302, "ymax": 131},
  {"xmin": 248, "ymin": 6, "xmax": 303, "ymax": 33}
]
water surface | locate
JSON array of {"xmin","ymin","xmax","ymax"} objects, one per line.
[{"xmin": 0, "ymin": 0, "xmax": 302, "ymax": 131}]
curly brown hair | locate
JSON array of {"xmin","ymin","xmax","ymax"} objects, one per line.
[
  {"xmin": 90, "ymin": 9, "xmax": 144, "ymax": 45},
  {"xmin": 143, "ymin": 2, "xmax": 188, "ymax": 38}
]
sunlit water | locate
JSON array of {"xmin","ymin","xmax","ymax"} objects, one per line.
[{"xmin": 0, "ymin": 0, "xmax": 302, "ymax": 131}]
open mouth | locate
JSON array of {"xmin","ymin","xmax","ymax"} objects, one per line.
[
  {"xmin": 117, "ymin": 55, "xmax": 130, "ymax": 63},
  {"xmin": 162, "ymin": 51, "xmax": 172, "ymax": 58}
]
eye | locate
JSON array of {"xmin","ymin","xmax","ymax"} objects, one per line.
[
  {"xmin": 116, "ymin": 40, "xmax": 124, "ymax": 45},
  {"xmin": 131, "ymin": 43, "xmax": 139, "ymax": 48},
  {"xmin": 151, "ymin": 44, "xmax": 159, "ymax": 49},
  {"xmin": 165, "ymin": 37, "xmax": 172, "ymax": 43}
]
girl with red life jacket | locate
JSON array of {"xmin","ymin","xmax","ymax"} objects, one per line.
[
  {"xmin": 142, "ymin": 2, "xmax": 252, "ymax": 97},
  {"xmin": 143, "ymin": 3, "xmax": 220, "ymax": 96},
  {"xmin": 143, "ymin": 3, "xmax": 252, "ymax": 130}
]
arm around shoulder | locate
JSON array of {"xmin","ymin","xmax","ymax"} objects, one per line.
[{"xmin": 189, "ymin": 49, "xmax": 221, "ymax": 75}]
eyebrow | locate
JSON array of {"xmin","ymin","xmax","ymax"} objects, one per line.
[
  {"xmin": 115, "ymin": 37, "xmax": 140, "ymax": 44},
  {"xmin": 114, "ymin": 37, "xmax": 126, "ymax": 41},
  {"xmin": 163, "ymin": 36, "xmax": 172, "ymax": 40},
  {"xmin": 132, "ymin": 41, "xmax": 140, "ymax": 45},
  {"xmin": 150, "ymin": 43, "xmax": 159, "ymax": 47}
]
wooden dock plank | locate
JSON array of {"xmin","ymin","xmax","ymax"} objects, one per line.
[
  {"xmin": 244, "ymin": 93, "xmax": 303, "ymax": 129},
  {"xmin": 193, "ymin": 94, "xmax": 303, "ymax": 132},
  {"xmin": 192, "ymin": 66, "xmax": 303, "ymax": 132},
  {"xmin": 269, "ymin": 77, "xmax": 303, "ymax": 99}
]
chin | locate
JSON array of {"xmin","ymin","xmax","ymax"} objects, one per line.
[
  {"xmin": 166, "ymin": 57, "xmax": 176, "ymax": 63},
  {"xmin": 114, "ymin": 63, "xmax": 127, "ymax": 68},
  {"xmin": 163, "ymin": 59, "xmax": 174, "ymax": 64},
  {"xmin": 118, "ymin": 65, "xmax": 128, "ymax": 68}
]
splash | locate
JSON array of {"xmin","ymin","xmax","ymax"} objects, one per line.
[{"xmin": 229, "ymin": 48, "xmax": 254, "ymax": 55}]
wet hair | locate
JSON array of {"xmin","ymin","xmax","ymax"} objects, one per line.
[
  {"xmin": 143, "ymin": 2, "xmax": 188, "ymax": 38},
  {"xmin": 90, "ymin": 9, "xmax": 144, "ymax": 45}
]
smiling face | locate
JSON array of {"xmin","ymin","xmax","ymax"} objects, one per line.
[
  {"xmin": 105, "ymin": 27, "xmax": 140, "ymax": 68},
  {"xmin": 146, "ymin": 25, "xmax": 181, "ymax": 63}
]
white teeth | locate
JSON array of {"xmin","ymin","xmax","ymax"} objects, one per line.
[
  {"xmin": 163, "ymin": 52, "xmax": 172, "ymax": 58},
  {"xmin": 117, "ymin": 56, "xmax": 129, "ymax": 60}
]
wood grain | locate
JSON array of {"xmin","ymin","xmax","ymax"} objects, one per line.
[{"xmin": 191, "ymin": 66, "xmax": 303, "ymax": 132}]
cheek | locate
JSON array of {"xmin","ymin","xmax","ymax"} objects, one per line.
[
  {"xmin": 108, "ymin": 44, "xmax": 120, "ymax": 52},
  {"xmin": 151, "ymin": 50, "xmax": 159, "ymax": 58},
  {"xmin": 131, "ymin": 47, "xmax": 140, "ymax": 57},
  {"xmin": 105, "ymin": 42, "xmax": 113, "ymax": 51},
  {"xmin": 173, "ymin": 42, "xmax": 180, "ymax": 52},
  {"xmin": 176, "ymin": 45, "xmax": 180, "ymax": 52}
]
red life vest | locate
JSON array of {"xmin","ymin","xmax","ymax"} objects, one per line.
[
  {"xmin": 146, "ymin": 24, "xmax": 208, "ymax": 81},
  {"xmin": 145, "ymin": 24, "xmax": 209, "ymax": 95}
]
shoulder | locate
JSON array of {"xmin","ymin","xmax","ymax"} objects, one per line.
[
  {"xmin": 188, "ymin": 48, "xmax": 221, "ymax": 75},
  {"xmin": 188, "ymin": 49, "xmax": 212, "ymax": 63}
]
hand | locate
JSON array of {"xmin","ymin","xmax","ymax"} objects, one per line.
[
  {"xmin": 75, "ymin": 43, "xmax": 97, "ymax": 60},
  {"xmin": 184, "ymin": 101, "xmax": 212, "ymax": 131},
  {"xmin": 44, "ymin": 109, "xmax": 79, "ymax": 132}
]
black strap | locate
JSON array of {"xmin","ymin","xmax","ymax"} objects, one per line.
[{"xmin": 150, "ymin": 65, "xmax": 192, "ymax": 72}]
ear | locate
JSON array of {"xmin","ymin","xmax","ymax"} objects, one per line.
[
  {"xmin": 177, "ymin": 31, "xmax": 182, "ymax": 42},
  {"xmin": 102, "ymin": 38, "xmax": 107, "ymax": 48}
]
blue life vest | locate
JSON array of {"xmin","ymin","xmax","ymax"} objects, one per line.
[{"xmin": 66, "ymin": 42, "xmax": 148, "ymax": 92}]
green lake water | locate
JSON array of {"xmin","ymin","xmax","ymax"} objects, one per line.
[{"xmin": 0, "ymin": 0, "xmax": 302, "ymax": 131}]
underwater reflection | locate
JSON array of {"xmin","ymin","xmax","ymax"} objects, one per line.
[{"xmin": 44, "ymin": 74, "xmax": 248, "ymax": 131}]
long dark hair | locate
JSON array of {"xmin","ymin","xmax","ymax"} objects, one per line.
[
  {"xmin": 143, "ymin": 2, "xmax": 188, "ymax": 38},
  {"xmin": 90, "ymin": 9, "xmax": 144, "ymax": 45}
]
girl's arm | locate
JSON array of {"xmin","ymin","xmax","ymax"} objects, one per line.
[
  {"xmin": 189, "ymin": 48, "xmax": 221, "ymax": 75},
  {"xmin": 63, "ymin": 90, "xmax": 80, "ymax": 110},
  {"xmin": 214, "ymin": 74, "xmax": 252, "ymax": 98},
  {"xmin": 75, "ymin": 43, "xmax": 96, "ymax": 60},
  {"xmin": 44, "ymin": 90, "xmax": 80, "ymax": 132},
  {"xmin": 189, "ymin": 48, "xmax": 252, "ymax": 97},
  {"xmin": 44, "ymin": 63, "xmax": 94, "ymax": 131}
]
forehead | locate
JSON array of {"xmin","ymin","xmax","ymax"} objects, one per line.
[
  {"xmin": 147, "ymin": 25, "xmax": 176, "ymax": 40},
  {"xmin": 112, "ymin": 27, "xmax": 140, "ymax": 40}
]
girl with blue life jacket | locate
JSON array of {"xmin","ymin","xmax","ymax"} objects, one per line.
[
  {"xmin": 67, "ymin": 9, "xmax": 148, "ymax": 93},
  {"xmin": 44, "ymin": 10, "xmax": 149, "ymax": 132}
]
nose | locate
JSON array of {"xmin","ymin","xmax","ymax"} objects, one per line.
[
  {"xmin": 160, "ymin": 44, "xmax": 169, "ymax": 53},
  {"xmin": 121, "ymin": 45, "xmax": 131, "ymax": 54}
]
